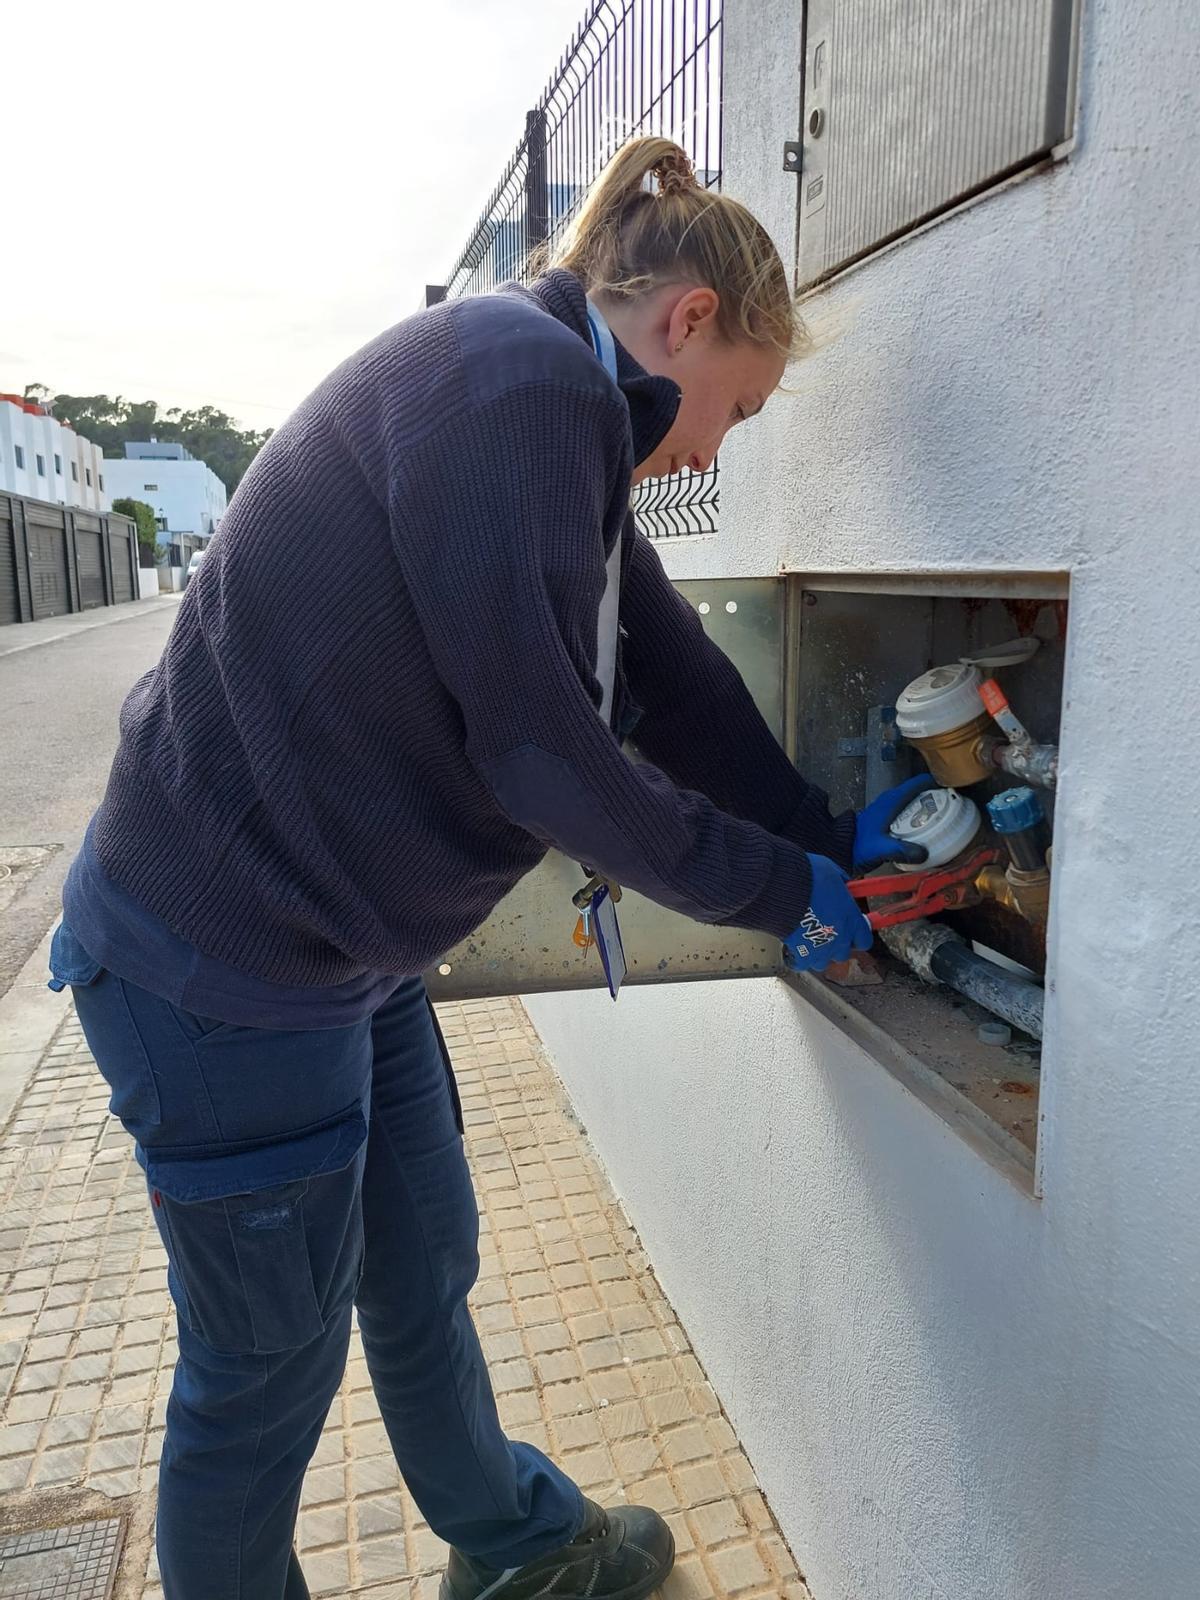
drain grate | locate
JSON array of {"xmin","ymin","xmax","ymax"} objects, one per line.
[{"xmin": 0, "ymin": 1518, "xmax": 124, "ymax": 1599}]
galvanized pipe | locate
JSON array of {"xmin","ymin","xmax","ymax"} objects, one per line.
[{"xmin": 988, "ymin": 737, "xmax": 1059, "ymax": 790}]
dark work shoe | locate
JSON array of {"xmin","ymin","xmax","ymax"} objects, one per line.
[{"xmin": 439, "ymin": 1498, "xmax": 675, "ymax": 1600}]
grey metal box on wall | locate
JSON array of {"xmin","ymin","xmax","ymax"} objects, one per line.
[{"xmin": 797, "ymin": 0, "xmax": 1080, "ymax": 289}]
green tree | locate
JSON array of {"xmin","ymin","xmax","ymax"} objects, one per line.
[
  {"xmin": 112, "ymin": 496, "xmax": 160, "ymax": 550},
  {"xmin": 28, "ymin": 388, "xmax": 272, "ymax": 496},
  {"xmin": 154, "ymin": 404, "xmax": 271, "ymax": 495},
  {"xmin": 112, "ymin": 496, "xmax": 163, "ymax": 566}
]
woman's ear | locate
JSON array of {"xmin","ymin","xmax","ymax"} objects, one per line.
[{"xmin": 666, "ymin": 287, "xmax": 720, "ymax": 354}]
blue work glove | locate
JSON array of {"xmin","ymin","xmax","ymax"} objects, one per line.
[
  {"xmin": 782, "ymin": 854, "xmax": 874, "ymax": 973},
  {"xmin": 852, "ymin": 775, "xmax": 939, "ymax": 871}
]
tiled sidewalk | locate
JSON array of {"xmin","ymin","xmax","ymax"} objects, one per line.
[{"xmin": 0, "ymin": 996, "xmax": 809, "ymax": 1600}]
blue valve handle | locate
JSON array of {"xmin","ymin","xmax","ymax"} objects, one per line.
[{"xmin": 986, "ymin": 786, "xmax": 1044, "ymax": 834}]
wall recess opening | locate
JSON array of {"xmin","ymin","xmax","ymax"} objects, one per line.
[{"xmin": 783, "ymin": 573, "xmax": 1069, "ymax": 1177}]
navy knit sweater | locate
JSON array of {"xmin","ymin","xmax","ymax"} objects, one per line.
[{"xmin": 85, "ymin": 270, "xmax": 852, "ymax": 988}]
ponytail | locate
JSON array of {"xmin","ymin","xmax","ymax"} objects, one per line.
[{"xmin": 549, "ymin": 136, "xmax": 808, "ymax": 359}]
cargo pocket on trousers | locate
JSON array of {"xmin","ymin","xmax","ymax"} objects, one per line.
[{"xmin": 146, "ymin": 1110, "xmax": 368, "ymax": 1356}]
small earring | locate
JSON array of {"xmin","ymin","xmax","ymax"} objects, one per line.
[{"xmin": 674, "ymin": 341, "xmax": 685, "ymax": 353}]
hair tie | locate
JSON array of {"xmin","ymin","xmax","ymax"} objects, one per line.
[{"xmin": 651, "ymin": 152, "xmax": 698, "ymax": 198}]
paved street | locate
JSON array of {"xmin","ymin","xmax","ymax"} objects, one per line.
[{"xmin": 0, "ymin": 599, "xmax": 181, "ymax": 1002}]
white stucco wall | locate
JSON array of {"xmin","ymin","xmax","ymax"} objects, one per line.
[
  {"xmin": 527, "ymin": 4, "xmax": 1200, "ymax": 1597},
  {"xmin": 104, "ymin": 456, "xmax": 227, "ymax": 540},
  {"xmin": 0, "ymin": 403, "xmax": 33, "ymax": 498},
  {"xmin": 0, "ymin": 400, "xmax": 107, "ymax": 509}
]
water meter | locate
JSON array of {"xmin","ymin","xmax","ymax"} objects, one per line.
[{"xmin": 889, "ymin": 787, "xmax": 982, "ymax": 872}]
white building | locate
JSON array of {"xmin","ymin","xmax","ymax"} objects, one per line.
[
  {"xmin": 0, "ymin": 394, "xmax": 108, "ymax": 510},
  {"xmin": 496, "ymin": 5, "xmax": 1199, "ymax": 1599},
  {"xmin": 103, "ymin": 441, "xmax": 227, "ymax": 545}
]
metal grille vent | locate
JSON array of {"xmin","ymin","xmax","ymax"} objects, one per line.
[{"xmin": 798, "ymin": 0, "xmax": 1080, "ymax": 288}]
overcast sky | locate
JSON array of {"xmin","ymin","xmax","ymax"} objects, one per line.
[{"xmin": 2, "ymin": 0, "xmax": 584, "ymax": 433}]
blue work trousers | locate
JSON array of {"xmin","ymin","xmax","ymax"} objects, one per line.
[{"xmin": 52, "ymin": 930, "xmax": 583, "ymax": 1599}]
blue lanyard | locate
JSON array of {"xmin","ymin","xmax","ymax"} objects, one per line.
[
  {"xmin": 586, "ymin": 303, "xmax": 619, "ymax": 381},
  {"xmin": 584, "ymin": 301, "xmax": 622, "ymax": 730}
]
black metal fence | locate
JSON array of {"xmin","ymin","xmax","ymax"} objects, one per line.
[{"xmin": 443, "ymin": 0, "xmax": 724, "ymax": 539}]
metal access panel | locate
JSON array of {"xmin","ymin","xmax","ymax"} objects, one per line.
[
  {"xmin": 27, "ymin": 514, "xmax": 71, "ymax": 619},
  {"xmin": 426, "ymin": 578, "xmax": 787, "ymax": 1002},
  {"xmin": 75, "ymin": 516, "xmax": 107, "ymax": 609},
  {"xmin": 0, "ymin": 1515, "xmax": 124, "ymax": 1599},
  {"xmin": 797, "ymin": 0, "xmax": 1080, "ymax": 289},
  {"xmin": 109, "ymin": 523, "xmax": 136, "ymax": 603},
  {"xmin": 0, "ymin": 501, "xmax": 20, "ymax": 624}
]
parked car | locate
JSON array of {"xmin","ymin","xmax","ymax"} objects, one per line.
[{"xmin": 185, "ymin": 548, "xmax": 206, "ymax": 586}]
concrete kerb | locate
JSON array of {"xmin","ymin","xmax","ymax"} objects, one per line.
[
  {"xmin": 0, "ymin": 919, "xmax": 73, "ymax": 1130},
  {"xmin": 0, "ymin": 595, "xmax": 181, "ymax": 660}
]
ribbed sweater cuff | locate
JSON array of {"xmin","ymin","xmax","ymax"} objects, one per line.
[
  {"xmin": 737, "ymin": 796, "xmax": 857, "ymax": 942},
  {"xmin": 735, "ymin": 839, "xmax": 816, "ymax": 942},
  {"xmin": 779, "ymin": 791, "xmax": 857, "ymax": 875}
]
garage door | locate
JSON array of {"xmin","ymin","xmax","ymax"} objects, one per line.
[
  {"xmin": 109, "ymin": 524, "xmax": 135, "ymax": 603},
  {"xmin": 0, "ymin": 504, "xmax": 19, "ymax": 625},
  {"xmin": 75, "ymin": 520, "xmax": 106, "ymax": 609},
  {"xmin": 28, "ymin": 518, "xmax": 71, "ymax": 619}
]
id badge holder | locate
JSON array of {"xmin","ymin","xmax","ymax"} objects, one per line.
[
  {"xmin": 572, "ymin": 877, "xmax": 626, "ymax": 1001},
  {"xmin": 589, "ymin": 884, "xmax": 626, "ymax": 1000}
]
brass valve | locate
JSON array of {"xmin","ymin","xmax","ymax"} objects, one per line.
[{"xmin": 975, "ymin": 863, "xmax": 1051, "ymax": 927}]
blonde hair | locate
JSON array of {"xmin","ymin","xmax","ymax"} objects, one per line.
[{"xmin": 549, "ymin": 136, "xmax": 808, "ymax": 359}]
